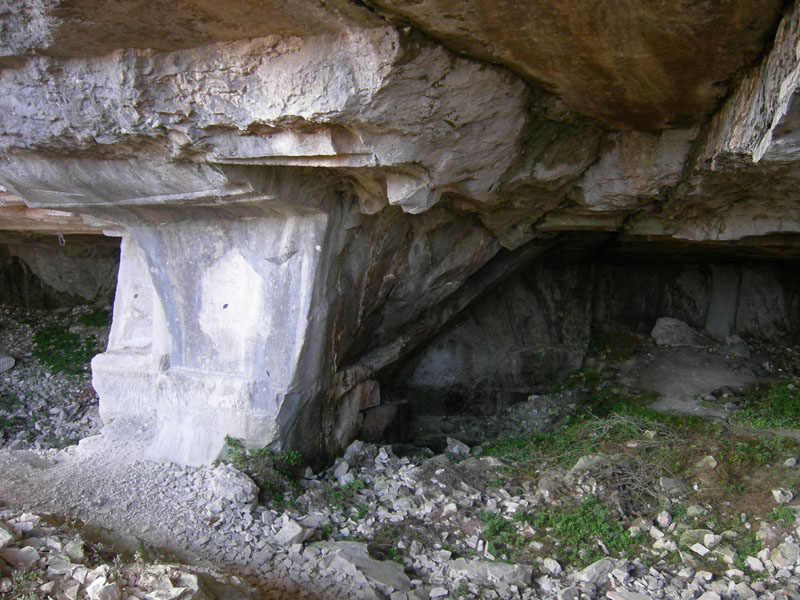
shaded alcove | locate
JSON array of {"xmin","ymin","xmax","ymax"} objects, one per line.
[
  {"xmin": 0, "ymin": 232, "xmax": 120, "ymax": 308},
  {"xmin": 377, "ymin": 232, "xmax": 800, "ymax": 448}
]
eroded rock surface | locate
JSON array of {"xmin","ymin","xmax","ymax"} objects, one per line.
[{"xmin": 0, "ymin": 1, "xmax": 800, "ymax": 463}]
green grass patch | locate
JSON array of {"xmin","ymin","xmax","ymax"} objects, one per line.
[
  {"xmin": 479, "ymin": 511, "xmax": 527, "ymax": 561},
  {"xmin": 734, "ymin": 382, "xmax": 800, "ymax": 429},
  {"xmin": 32, "ymin": 324, "xmax": 96, "ymax": 375},
  {"xmin": 733, "ymin": 532, "xmax": 761, "ymax": 570},
  {"xmin": 525, "ymin": 495, "xmax": 642, "ymax": 567},
  {"xmin": 773, "ymin": 506, "xmax": 796, "ymax": 527}
]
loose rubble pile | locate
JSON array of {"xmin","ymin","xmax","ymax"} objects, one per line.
[
  {"xmin": 0, "ymin": 305, "xmax": 104, "ymax": 450},
  {"xmin": 0, "ymin": 509, "xmax": 260, "ymax": 599},
  {"xmin": 5, "ymin": 435, "xmax": 800, "ymax": 599}
]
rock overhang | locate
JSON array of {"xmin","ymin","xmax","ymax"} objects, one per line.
[{"xmin": 1, "ymin": 1, "xmax": 800, "ymax": 463}]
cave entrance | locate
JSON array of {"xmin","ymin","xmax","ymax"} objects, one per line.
[{"xmin": 377, "ymin": 232, "xmax": 800, "ymax": 451}]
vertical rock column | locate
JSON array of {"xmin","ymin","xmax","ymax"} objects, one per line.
[{"xmin": 92, "ymin": 203, "xmax": 337, "ymax": 465}]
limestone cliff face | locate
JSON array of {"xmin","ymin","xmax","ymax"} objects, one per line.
[{"xmin": 0, "ymin": 0, "xmax": 799, "ymax": 463}]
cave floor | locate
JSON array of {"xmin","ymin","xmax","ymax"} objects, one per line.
[{"xmin": 2, "ymin": 305, "xmax": 800, "ymax": 599}]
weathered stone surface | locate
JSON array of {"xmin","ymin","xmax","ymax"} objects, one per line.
[
  {"xmin": 366, "ymin": 0, "xmax": 782, "ymax": 130},
  {"xmin": 573, "ymin": 558, "xmax": 615, "ymax": 585},
  {"xmin": 317, "ymin": 541, "xmax": 412, "ymax": 592},
  {"xmin": 0, "ymin": 233, "xmax": 119, "ymax": 307}
]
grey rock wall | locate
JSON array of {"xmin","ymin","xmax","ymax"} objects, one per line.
[{"xmin": 392, "ymin": 254, "xmax": 800, "ymax": 411}]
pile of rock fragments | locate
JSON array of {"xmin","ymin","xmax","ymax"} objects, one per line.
[
  {"xmin": 0, "ymin": 306, "xmax": 104, "ymax": 450},
  {"xmin": 4, "ymin": 437, "xmax": 800, "ymax": 599},
  {"xmin": 3, "ymin": 306, "xmax": 800, "ymax": 599}
]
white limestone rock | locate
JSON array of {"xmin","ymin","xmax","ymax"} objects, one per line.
[
  {"xmin": 772, "ymin": 488, "xmax": 793, "ymax": 504},
  {"xmin": 274, "ymin": 520, "xmax": 313, "ymax": 548},
  {"xmin": 573, "ymin": 558, "xmax": 615, "ymax": 585},
  {"xmin": 207, "ymin": 464, "xmax": 258, "ymax": 505},
  {"xmin": 317, "ymin": 541, "xmax": 411, "ymax": 593},
  {"xmin": 0, "ymin": 524, "xmax": 13, "ymax": 549}
]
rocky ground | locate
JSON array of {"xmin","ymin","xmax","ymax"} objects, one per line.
[{"xmin": 2, "ymin": 307, "xmax": 800, "ymax": 599}]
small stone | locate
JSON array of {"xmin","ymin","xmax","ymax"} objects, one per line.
[
  {"xmin": 656, "ymin": 511, "xmax": 672, "ymax": 528},
  {"xmin": 556, "ymin": 586, "xmax": 579, "ymax": 600},
  {"xmin": 696, "ymin": 456, "xmax": 717, "ymax": 469},
  {"xmin": 651, "ymin": 318, "xmax": 710, "ymax": 347},
  {"xmin": 649, "ymin": 526, "xmax": 664, "ymax": 540},
  {"xmin": 39, "ymin": 581, "xmax": 57, "ymax": 595},
  {"xmin": 772, "ymin": 488, "xmax": 794, "ymax": 504},
  {"xmin": 92, "ymin": 582, "xmax": 121, "ymax": 600},
  {"xmin": 574, "ymin": 558, "xmax": 614, "ymax": 585},
  {"xmin": 543, "ymin": 557, "xmax": 562, "ymax": 575},
  {"xmin": 47, "ymin": 552, "xmax": 72, "ymax": 576},
  {"xmin": 770, "ymin": 542, "xmax": 800, "ymax": 569},
  {"xmin": 734, "ymin": 582, "xmax": 756, "ymax": 599},
  {"xmin": 784, "ymin": 458, "xmax": 797, "ymax": 468},
  {"xmin": 274, "ymin": 520, "xmax": 312, "ymax": 547},
  {"xmin": 691, "ymin": 543, "xmax": 710, "ymax": 557},
  {"xmin": 16, "ymin": 546, "xmax": 39, "ymax": 566},
  {"xmin": 207, "ymin": 464, "xmax": 258, "ymax": 504},
  {"xmin": 686, "ymin": 505, "xmax": 709, "ymax": 517},
  {"xmin": 61, "ymin": 580, "xmax": 81, "ymax": 600},
  {"xmin": 703, "ymin": 533, "xmax": 721, "ymax": 548},
  {"xmin": 333, "ymin": 460, "xmax": 350, "ymax": 479},
  {"xmin": 757, "ymin": 522, "xmax": 783, "ymax": 548},
  {"xmin": 695, "ymin": 570, "xmax": 713, "ymax": 582},
  {"xmin": 745, "ymin": 556, "xmax": 764, "ymax": 572},
  {"xmin": 429, "ymin": 587, "xmax": 448, "ymax": 597},
  {"xmin": 0, "ymin": 356, "xmax": 14, "ymax": 374},
  {"xmin": 0, "ymin": 526, "xmax": 13, "ymax": 550},
  {"xmin": 696, "ymin": 593, "xmax": 721, "ymax": 600},
  {"xmin": 445, "ymin": 437, "xmax": 470, "ymax": 460},
  {"xmin": 64, "ymin": 537, "xmax": 86, "ymax": 563},
  {"xmin": 607, "ymin": 592, "xmax": 652, "ymax": 600}
]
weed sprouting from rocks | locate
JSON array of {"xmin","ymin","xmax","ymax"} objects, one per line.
[
  {"xmin": 219, "ymin": 436, "xmax": 306, "ymax": 506},
  {"xmin": 525, "ymin": 495, "xmax": 642, "ymax": 567}
]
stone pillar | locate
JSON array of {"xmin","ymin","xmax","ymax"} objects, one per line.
[{"xmin": 93, "ymin": 203, "xmax": 336, "ymax": 465}]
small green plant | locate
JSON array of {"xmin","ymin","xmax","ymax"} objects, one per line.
[
  {"xmin": 218, "ymin": 436, "xmax": 306, "ymax": 507},
  {"xmin": 7, "ymin": 569, "xmax": 39, "ymax": 600},
  {"xmin": 479, "ymin": 511, "xmax": 526, "ymax": 561},
  {"xmin": 353, "ymin": 503, "xmax": 369, "ymax": 520},
  {"xmin": 325, "ymin": 478, "xmax": 366, "ymax": 509},
  {"xmin": 733, "ymin": 533, "xmax": 761, "ymax": 570},
  {"xmin": 525, "ymin": 495, "xmax": 641, "ymax": 567},
  {"xmin": 773, "ymin": 506, "xmax": 796, "ymax": 527}
]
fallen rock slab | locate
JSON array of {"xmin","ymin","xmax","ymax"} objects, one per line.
[
  {"xmin": 651, "ymin": 318, "xmax": 711, "ymax": 347},
  {"xmin": 448, "ymin": 557, "xmax": 533, "ymax": 588},
  {"xmin": 316, "ymin": 541, "xmax": 411, "ymax": 593}
]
